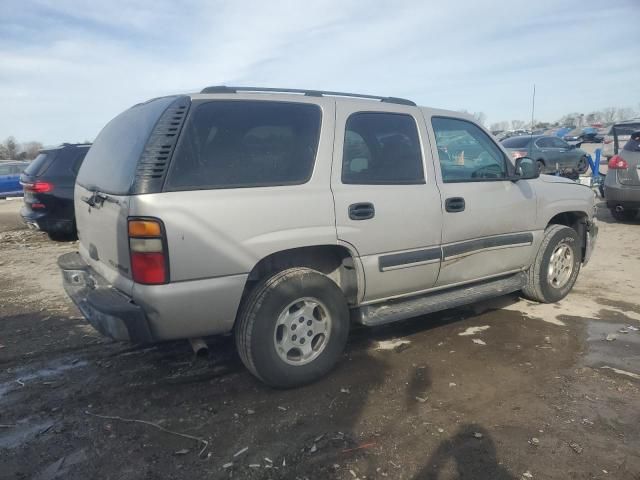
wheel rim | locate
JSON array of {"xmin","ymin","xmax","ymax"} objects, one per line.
[
  {"xmin": 547, "ymin": 242, "xmax": 574, "ymax": 288},
  {"xmin": 273, "ymin": 297, "xmax": 332, "ymax": 366},
  {"xmin": 578, "ymin": 157, "xmax": 587, "ymax": 172}
]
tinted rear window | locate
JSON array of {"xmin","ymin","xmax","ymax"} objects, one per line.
[
  {"xmin": 165, "ymin": 101, "xmax": 322, "ymax": 190},
  {"xmin": 77, "ymin": 96, "xmax": 178, "ymax": 195},
  {"xmin": 23, "ymin": 151, "xmax": 58, "ymax": 177},
  {"xmin": 501, "ymin": 136, "xmax": 532, "ymax": 148},
  {"xmin": 612, "ymin": 124, "xmax": 640, "ymax": 136}
]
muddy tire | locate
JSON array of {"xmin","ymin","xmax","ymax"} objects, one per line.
[
  {"xmin": 235, "ymin": 267, "xmax": 349, "ymax": 388},
  {"xmin": 521, "ymin": 225, "xmax": 581, "ymax": 303}
]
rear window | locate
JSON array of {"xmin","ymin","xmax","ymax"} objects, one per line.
[
  {"xmin": 611, "ymin": 123, "xmax": 640, "ymax": 137},
  {"xmin": 165, "ymin": 101, "xmax": 322, "ymax": 190},
  {"xmin": 501, "ymin": 136, "xmax": 532, "ymax": 148},
  {"xmin": 48, "ymin": 147, "xmax": 89, "ymax": 175},
  {"xmin": 77, "ymin": 96, "xmax": 179, "ymax": 195},
  {"xmin": 23, "ymin": 151, "xmax": 58, "ymax": 177}
]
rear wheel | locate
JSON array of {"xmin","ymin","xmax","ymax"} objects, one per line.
[
  {"xmin": 577, "ymin": 156, "xmax": 589, "ymax": 174},
  {"xmin": 610, "ymin": 208, "xmax": 638, "ymax": 222},
  {"xmin": 522, "ymin": 225, "xmax": 581, "ymax": 303},
  {"xmin": 536, "ymin": 159, "xmax": 545, "ymax": 174},
  {"xmin": 235, "ymin": 267, "xmax": 350, "ymax": 388}
]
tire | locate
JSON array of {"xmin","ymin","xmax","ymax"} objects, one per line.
[
  {"xmin": 536, "ymin": 160, "xmax": 545, "ymax": 174},
  {"xmin": 576, "ymin": 156, "xmax": 589, "ymax": 174},
  {"xmin": 235, "ymin": 267, "xmax": 350, "ymax": 388},
  {"xmin": 522, "ymin": 225, "xmax": 581, "ymax": 303},
  {"xmin": 610, "ymin": 208, "xmax": 638, "ymax": 222}
]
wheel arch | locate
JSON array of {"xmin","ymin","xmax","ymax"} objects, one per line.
[
  {"xmin": 546, "ymin": 210, "xmax": 589, "ymax": 261},
  {"xmin": 239, "ymin": 245, "xmax": 360, "ymax": 318}
]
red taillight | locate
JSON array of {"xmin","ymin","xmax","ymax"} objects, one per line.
[
  {"xmin": 22, "ymin": 181, "xmax": 53, "ymax": 193},
  {"xmin": 128, "ymin": 218, "xmax": 168, "ymax": 285},
  {"xmin": 31, "ymin": 203, "xmax": 45, "ymax": 209},
  {"xmin": 608, "ymin": 155, "xmax": 628, "ymax": 170},
  {"xmin": 511, "ymin": 150, "xmax": 528, "ymax": 159},
  {"xmin": 131, "ymin": 252, "xmax": 166, "ymax": 284}
]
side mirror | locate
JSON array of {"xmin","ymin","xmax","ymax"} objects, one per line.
[{"xmin": 513, "ymin": 157, "xmax": 539, "ymax": 181}]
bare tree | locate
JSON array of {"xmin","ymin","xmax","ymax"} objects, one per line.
[
  {"xmin": 21, "ymin": 141, "xmax": 43, "ymax": 160},
  {"xmin": 601, "ymin": 108, "xmax": 617, "ymax": 124},
  {"xmin": 511, "ymin": 120, "xmax": 525, "ymax": 130},
  {"xmin": 472, "ymin": 112, "xmax": 487, "ymax": 126},
  {"xmin": 3, "ymin": 136, "xmax": 19, "ymax": 159},
  {"xmin": 0, "ymin": 144, "xmax": 8, "ymax": 160},
  {"xmin": 616, "ymin": 107, "xmax": 636, "ymax": 122}
]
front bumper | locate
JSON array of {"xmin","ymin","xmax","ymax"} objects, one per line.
[
  {"xmin": 583, "ymin": 218, "xmax": 598, "ymax": 265},
  {"xmin": 58, "ymin": 252, "xmax": 154, "ymax": 343}
]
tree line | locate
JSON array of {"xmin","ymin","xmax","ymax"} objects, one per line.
[
  {"xmin": 0, "ymin": 136, "xmax": 44, "ymax": 161},
  {"xmin": 489, "ymin": 105, "xmax": 639, "ymax": 133}
]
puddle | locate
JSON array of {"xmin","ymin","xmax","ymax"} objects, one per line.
[
  {"xmin": 583, "ymin": 319, "xmax": 640, "ymax": 380},
  {"xmin": 0, "ymin": 357, "xmax": 88, "ymax": 400},
  {"xmin": 0, "ymin": 417, "xmax": 55, "ymax": 449}
]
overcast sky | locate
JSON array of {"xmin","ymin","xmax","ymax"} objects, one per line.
[{"xmin": 2, "ymin": 0, "xmax": 639, "ymax": 145}]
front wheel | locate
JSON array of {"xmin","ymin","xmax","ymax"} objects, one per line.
[
  {"xmin": 522, "ymin": 225, "xmax": 581, "ymax": 303},
  {"xmin": 235, "ymin": 267, "xmax": 350, "ymax": 388},
  {"xmin": 536, "ymin": 160, "xmax": 545, "ymax": 174}
]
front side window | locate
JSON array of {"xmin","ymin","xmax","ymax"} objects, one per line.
[
  {"xmin": 165, "ymin": 101, "xmax": 322, "ymax": 190},
  {"xmin": 342, "ymin": 112, "xmax": 424, "ymax": 184},
  {"xmin": 432, "ymin": 117, "xmax": 508, "ymax": 182},
  {"xmin": 0, "ymin": 165, "xmax": 11, "ymax": 175}
]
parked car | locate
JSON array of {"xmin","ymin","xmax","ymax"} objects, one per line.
[
  {"xmin": 501, "ymin": 135, "xmax": 590, "ymax": 174},
  {"xmin": 604, "ymin": 130, "xmax": 640, "ymax": 221},
  {"xmin": 58, "ymin": 86, "xmax": 598, "ymax": 388},
  {"xmin": 20, "ymin": 143, "xmax": 90, "ymax": 240},
  {"xmin": 564, "ymin": 127, "xmax": 604, "ymax": 144},
  {"xmin": 603, "ymin": 120, "xmax": 640, "ymax": 160},
  {"xmin": 0, "ymin": 161, "xmax": 29, "ymax": 198}
]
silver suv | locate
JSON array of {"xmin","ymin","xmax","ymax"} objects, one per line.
[{"xmin": 59, "ymin": 86, "xmax": 598, "ymax": 387}]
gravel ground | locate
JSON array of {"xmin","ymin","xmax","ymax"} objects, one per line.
[{"xmin": 0, "ymin": 197, "xmax": 639, "ymax": 480}]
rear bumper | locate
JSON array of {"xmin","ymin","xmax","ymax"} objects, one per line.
[
  {"xmin": 21, "ymin": 207, "xmax": 74, "ymax": 233},
  {"xmin": 58, "ymin": 252, "xmax": 154, "ymax": 343}
]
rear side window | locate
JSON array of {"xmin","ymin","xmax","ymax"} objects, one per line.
[
  {"xmin": 24, "ymin": 151, "xmax": 58, "ymax": 177},
  {"xmin": 77, "ymin": 96, "xmax": 179, "ymax": 195},
  {"xmin": 165, "ymin": 101, "xmax": 322, "ymax": 190},
  {"xmin": 342, "ymin": 112, "xmax": 424, "ymax": 184},
  {"xmin": 501, "ymin": 136, "xmax": 531, "ymax": 148}
]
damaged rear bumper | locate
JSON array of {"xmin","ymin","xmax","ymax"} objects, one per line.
[{"xmin": 58, "ymin": 252, "xmax": 154, "ymax": 343}]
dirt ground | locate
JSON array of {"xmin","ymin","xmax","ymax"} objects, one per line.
[{"xmin": 0, "ymin": 195, "xmax": 639, "ymax": 480}]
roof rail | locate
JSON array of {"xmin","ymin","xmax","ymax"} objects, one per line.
[{"xmin": 199, "ymin": 86, "xmax": 416, "ymax": 106}]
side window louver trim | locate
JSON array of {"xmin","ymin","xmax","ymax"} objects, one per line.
[{"xmin": 132, "ymin": 96, "xmax": 191, "ymax": 194}]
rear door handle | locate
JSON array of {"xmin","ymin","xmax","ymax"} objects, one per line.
[
  {"xmin": 445, "ymin": 197, "xmax": 465, "ymax": 213},
  {"xmin": 349, "ymin": 202, "xmax": 375, "ymax": 220}
]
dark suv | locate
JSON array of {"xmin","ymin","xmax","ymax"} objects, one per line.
[{"xmin": 20, "ymin": 143, "xmax": 91, "ymax": 240}]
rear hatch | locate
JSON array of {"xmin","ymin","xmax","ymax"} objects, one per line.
[
  {"xmin": 618, "ymin": 150, "xmax": 640, "ymax": 186},
  {"xmin": 74, "ymin": 95, "xmax": 189, "ymax": 294},
  {"xmin": 21, "ymin": 147, "xmax": 88, "ymax": 214}
]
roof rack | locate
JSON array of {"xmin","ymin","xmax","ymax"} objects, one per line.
[{"xmin": 199, "ymin": 86, "xmax": 416, "ymax": 106}]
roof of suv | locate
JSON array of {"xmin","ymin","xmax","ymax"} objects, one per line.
[{"xmin": 189, "ymin": 85, "xmax": 471, "ymax": 121}]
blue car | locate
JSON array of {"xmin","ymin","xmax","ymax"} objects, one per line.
[{"xmin": 0, "ymin": 161, "xmax": 29, "ymax": 198}]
